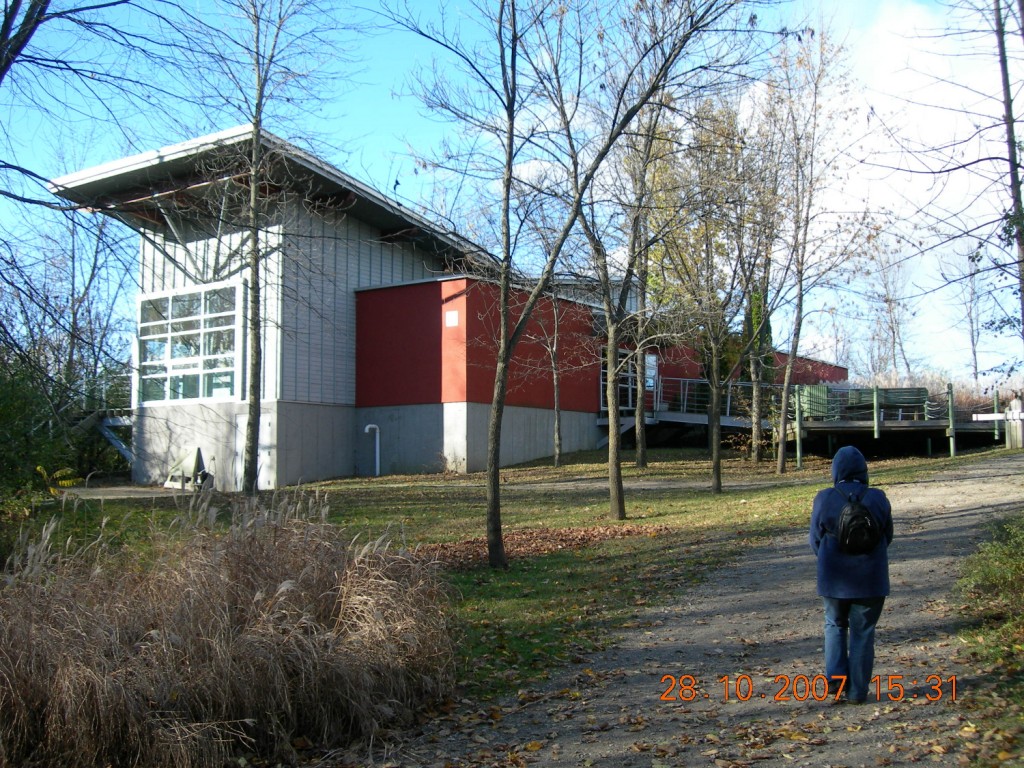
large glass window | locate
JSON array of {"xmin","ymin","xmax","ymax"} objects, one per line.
[{"xmin": 138, "ymin": 283, "xmax": 240, "ymax": 404}]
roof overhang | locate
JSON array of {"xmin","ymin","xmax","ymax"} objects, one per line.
[{"xmin": 48, "ymin": 125, "xmax": 489, "ymax": 263}]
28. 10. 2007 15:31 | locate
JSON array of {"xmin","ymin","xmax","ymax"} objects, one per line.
[{"xmin": 658, "ymin": 673, "xmax": 958, "ymax": 703}]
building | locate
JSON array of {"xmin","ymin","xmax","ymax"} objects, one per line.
[{"xmin": 50, "ymin": 126, "xmax": 847, "ymax": 490}]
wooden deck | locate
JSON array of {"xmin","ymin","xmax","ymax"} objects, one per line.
[{"xmin": 599, "ymin": 379, "xmax": 1007, "ymax": 456}]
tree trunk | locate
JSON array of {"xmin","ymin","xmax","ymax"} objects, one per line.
[
  {"xmin": 709, "ymin": 349, "xmax": 723, "ymax": 493},
  {"xmin": 606, "ymin": 328, "xmax": 626, "ymax": 520},
  {"xmin": 552, "ymin": 299, "xmax": 562, "ymax": 467},
  {"xmin": 994, "ymin": 0, "xmax": 1024, "ymax": 349},
  {"xmin": 634, "ymin": 243, "xmax": 649, "ymax": 469},
  {"xmin": 486, "ymin": 353, "xmax": 510, "ymax": 569},
  {"xmin": 242, "ymin": 124, "xmax": 263, "ymax": 494},
  {"xmin": 634, "ymin": 348, "xmax": 647, "ymax": 468},
  {"xmin": 750, "ymin": 349, "xmax": 764, "ymax": 462},
  {"xmin": 552, "ymin": 371, "xmax": 562, "ymax": 467},
  {"xmin": 776, "ymin": 282, "xmax": 803, "ymax": 474}
]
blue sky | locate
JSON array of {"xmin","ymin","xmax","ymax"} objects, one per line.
[
  {"xmin": 17, "ymin": 0, "xmax": 1020, "ymax": 385},
  {"xmin": 331, "ymin": 0, "xmax": 1019, "ymax": 384}
]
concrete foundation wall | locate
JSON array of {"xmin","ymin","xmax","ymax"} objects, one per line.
[
  {"xmin": 275, "ymin": 402, "xmax": 355, "ymax": 485},
  {"xmin": 134, "ymin": 401, "xmax": 357, "ymax": 491},
  {"xmin": 354, "ymin": 403, "xmax": 600, "ymax": 476},
  {"xmin": 443, "ymin": 403, "xmax": 469, "ymax": 474},
  {"xmin": 354, "ymin": 404, "xmax": 446, "ymax": 476},
  {"xmin": 132, "ymin": 402, "xmax": 257, "ymax": 492},
  {"xmin": 134, "ymin": 401, "xmax": 600, "ymax": 487},
  {"xmin": 1007, "ymin": 420, "xmax": 1023, "ymax": 449},
  {"xmin": 463, "ymin": 403, "xmax": 601, "ymax": 473}
]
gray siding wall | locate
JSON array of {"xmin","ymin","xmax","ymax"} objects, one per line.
[
  {"xmin": 135, "ymin": 216, "xmax": 291, "ymax": 487},
  {"xmin": 137, "ymin": 221, "xmax": 285, "ymax": 402},
  {"xmin": 133, "ymin": 200, "xmax": 455, "ymax": 488},
  {"xmin": 139, "ymin": 224, "xmax": 252, "ymax": 292},
  {"xmin": 276, "ymin": 203, "xmax": 448, "ymax": 407}
]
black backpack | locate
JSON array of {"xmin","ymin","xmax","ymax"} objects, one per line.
[{"xmin": 832, "ymin": 489, "xmax": 882, "ymax": 555}]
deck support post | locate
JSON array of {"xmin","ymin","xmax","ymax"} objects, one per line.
[
  {"xmin": 795, "ymin": 385, "xmax": 803, "ymax": 470},
  {"xmin": 947, "ymin": 382, "xmax": 957, "ymax": 457}
]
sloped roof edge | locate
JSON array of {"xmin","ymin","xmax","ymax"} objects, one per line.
[
  {"xmin": 49, "ymin": 125, "xmax": 255, "ymax": 195},
  {"xmin": 48, "ymin": 124, "xmax": 491, "ymax": 263}
]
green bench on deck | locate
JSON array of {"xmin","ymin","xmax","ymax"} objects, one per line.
[{"xmin": 845, "ymin": 387, "xmax": 930, "ymax": 420}]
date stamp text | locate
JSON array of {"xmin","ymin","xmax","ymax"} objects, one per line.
[{"xmin": 659, "ymin": 673, "xmax": 958, "ymax": 703}]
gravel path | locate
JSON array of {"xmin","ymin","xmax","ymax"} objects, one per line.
[{"xmin": 363, "ymin": 452, "xmax": 1024, "ymax": 768}]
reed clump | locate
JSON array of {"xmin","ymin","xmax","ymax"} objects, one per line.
[{"xmin": 0, "ymin": 490, "xmax": 455, "ymax": 767}]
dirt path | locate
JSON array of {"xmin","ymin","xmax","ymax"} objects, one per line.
[{"xmin": 362, "ymin": 453, "xmax": 1024, "ymax": 768}]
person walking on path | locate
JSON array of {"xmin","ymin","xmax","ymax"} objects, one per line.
[{"xmin": 810, "ymin": 445, "xmax": 894, "ymax": 703}]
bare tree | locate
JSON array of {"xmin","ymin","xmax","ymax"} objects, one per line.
[
  {"xmin": 0, "ymin": 0, "xmax": 190, "ymax": 396},
  {"xmin": 650, "ymin": 99, "xmax": 759, "ymax": 493},
  {"xmin": 517, "ymin": 289, "xmax": 601, "ymax": 468},
  {"xmin": 0, "ymin": 1, "xmax": 187, "ymax": 207},
  {"xmin": 739, "ymin": 93, "xmax": 785, "ymax": 463},
  {"xmin": 0, "ymin": 1, "xmax": 195, "ymax": 488},
  {"xmin": 870, "ymin": 0, "xmax": 1024, "ymax": 373},
  {"xmin": 0, "ymin": 211, "xmax": 134, "ymax": 484},
  {"xmin": 938, "ymin": 246, "xmax": 992, "ymax": 385},
  {"xmin": 993, "ymin": 0, "xmax": 1024, "ymax": 348},
  {"xmin": 578, "ymin": 95, "xmax": 735, "ymax": 514},
  {"xmin": 386, "ymin": 0, "xmax": 758, "ymax": 564},
  {"xmin": 623, "ymin": 102, "xmax": 675, "ymax": 472},
  {"xmin": 768, "ymin": 30, "xmax": 873, "ymax": 473},
  {"xmin": 870, "ymin": 246, "xmax": 919, "ymax": 384}
]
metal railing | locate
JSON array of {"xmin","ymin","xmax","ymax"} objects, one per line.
[
  {"xmin": 789, "ymin": 384, "xmax": 1001, "ymax": 424},
  {"xmin": 602, "ymin": 377, "xmax": 1005, "ymax": 430},
  {"xmin": 655, "ymin": 377, "xmax": 780, "ymax": 420},
  {"xmin": 602, "ymin": 374, "xmax": 781, "ymax": 421}
]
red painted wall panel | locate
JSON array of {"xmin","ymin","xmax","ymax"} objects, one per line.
[
  {"xmin": 357, "ymin": 278, "xmax": 600, "ymax": 411},
  {"xmin": 461, "ymin": 281, "xmax": 601, "ymax": 411},
  {"xmin": 646, "ymin": 344, "xmax": 847, "ymax": 385},
  {"xmin": 440, "ymin": 279, "xmax": 470, "ymax": 402},
  {"xmin": 774, "ymin": 352, "xmax": 847, "ymax": 384},
  {"xmin": 356, "ymin": 282, "xmax": 443, "ymax": 406},
  {"xmin": 658, "ymin": 346, "xmax": 703, "ymax": 380}
]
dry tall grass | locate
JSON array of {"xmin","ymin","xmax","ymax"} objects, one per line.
[{"xmin": 0, "ymin": 491, "xmax": 455, "ymax": 767}]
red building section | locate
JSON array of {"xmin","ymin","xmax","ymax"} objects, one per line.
[
  {"xmin": 356, "ymin": 278, "xmax": 846, "ymax": 411},
  {"xmin": 655, "ymin": 346, "xmax": 847, "ymax": 385},
  {"xmin": 356, "ymin": 281, "xmax": 445, "ymax": 406},
  {"xmin": 775, "ymin": 352, "xmax": 848, "ymax": 384},
  {"xmin": 357, "ymin": 278, "xmax": 600, "ymax": 412}
]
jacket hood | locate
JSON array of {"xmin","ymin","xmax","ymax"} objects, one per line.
[{"xmin": 832, "ymin": 445, "xmax": 869, "ymax": 485}]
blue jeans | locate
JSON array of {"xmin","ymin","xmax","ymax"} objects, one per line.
[{"xmin": 823, "ymin": 596, "xmax": 885, "ymax": 702}]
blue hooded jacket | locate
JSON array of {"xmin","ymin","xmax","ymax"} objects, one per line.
[{"xmin": 809, "ymin": 446, "xmax": 893, "ymax": 599}]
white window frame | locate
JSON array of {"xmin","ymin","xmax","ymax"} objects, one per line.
[{"xmin": 135, "ymin": 280, "xmax": 244, "ymax": 407}]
